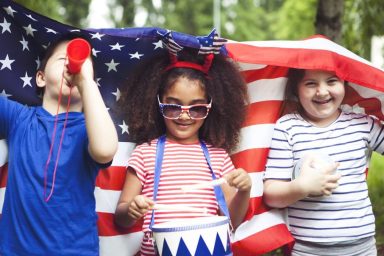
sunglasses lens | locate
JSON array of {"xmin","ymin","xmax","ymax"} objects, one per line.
[
  {"xmin": 162, "ymin": 105, "xmax": 182, "ymax": 118},
  {"xmin": 189, "ymin": 106, "xmax": 208, "ymax": 119}
]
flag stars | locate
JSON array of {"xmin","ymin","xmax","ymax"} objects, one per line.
[
  {"xmin": 110, "ymin": 42, "xmax": 125, "ymax": 51},
  {"xmin": 23, "ymin": 24, "xmax": 37, "ymax": 37},
  {"xmin": 0, "ymin": 54, "xmax": 15, "ymax": 70},
  {"xmin": 119, "ymin": 120, "xmax": 129, "ymax": 135},
  {"xmin": 20, "ymin": 72, "xmax": 32, "ymax": 87},
  {"xmin": 92, "ymin": 48, "xmax": 100, "ymax": 57},
  {"xmin": 96, "ymin": 78, "xmax": 101, "ymax": 87},
  {"xmin": 112, "ymin": 88, "xmax": 121, "ymax": 101},
  {"xmin": 0, "ymin": 90, "xmax": 12, "ymax": 98},
  {"xmin": 0, "ymin": 18, "xmax": 11, "ymax": 33},
  {"xmin": 45, "ymin": 27, "xmax": 57, "ymax": 34},
  {"xmin": 90, "ymin": 32, "xmax": 105, "ymax": 40},
  {"xmin": 129, "ymin": 52, "xmax": 143, "ymax": 59},
  {"xmin": 105, "ymin": 59, "xmax": 119, "ymax": 72},
  {"xmin": 19, "ymin": 36, "xmax": 29, "ymax": 51},
  {"xmin": 153, "ymin": 40, "xmax": 163, "ymax": 50},
  {"xmin": 35, "ymin": 57, "xmax": 41, "ymax": 70},
  {"xmin": 25, "ymin": 14, "xmax": 37, "ymax": 21},
  {"xmin": 3, "ymin": 6, "xmax": 17, "ymax": 17}
]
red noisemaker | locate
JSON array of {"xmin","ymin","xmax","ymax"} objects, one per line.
[{"xmin": 66, "ymin": 38, "xmax": 91, "ymax": 74}]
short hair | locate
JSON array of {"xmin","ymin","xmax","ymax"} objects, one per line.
[{"xmin": 119, "ymin": 50, "xmax": 249, "ymax": 152}]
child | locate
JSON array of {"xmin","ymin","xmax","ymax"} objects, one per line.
[
  {"xmin": 114, "ymin": 49, "xmax": 252, "ymax": 255},
  {"xmin": 264, "ymin": 68, "xmax": 381, "ymax": 256},
  {"xmin": 0, "ymin": 35, "xmax": 118, "ymax": 255}
]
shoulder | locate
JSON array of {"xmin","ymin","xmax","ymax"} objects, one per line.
[
  {"xmin": 274, "ymin": 112, "xmax": 305, "ymax": 129},
  {"xmin": 339, "ymin": 111, "xmax": 375, "ymax": 124}
]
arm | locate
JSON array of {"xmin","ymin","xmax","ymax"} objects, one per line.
[
  {"xmin": 115, "ymin": 167, "xmax": 154, "ymax": 227},
  {"xmin": 222, "ymin": 168, "xmax": 252, "ymax": 229},
  {"xmin": 263, "ymin": 156, "xmax": 340, "ymax": 208},
  {"xmin": 68, "ymin": 57, "xmax": 118, "ymax": 164}
]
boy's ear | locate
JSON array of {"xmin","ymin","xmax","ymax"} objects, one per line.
[{"xmin": 36, "ymin": 70, "xmax": 46, "ymax": 88}]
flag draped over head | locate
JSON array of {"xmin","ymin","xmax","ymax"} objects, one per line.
[{"xmin": 2, "ymin": 0, "xmax": 384, "ymax": 255}]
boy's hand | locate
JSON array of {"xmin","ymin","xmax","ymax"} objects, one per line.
[
  {"xmin": 224, "ymin": 168, "xmax": 252, "ymax": 192},
  {"xmin": 63, "ymin": 57, "xmax": 95, "ymax": 92},
  {"xmin": 127, "ymin": 195, "xmax": 154, "ymax": 220}
]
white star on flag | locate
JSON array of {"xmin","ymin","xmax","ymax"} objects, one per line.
[
  {"xmin": 105, "ymin": 59, "xmax": 119, "ymax": 72},
  {"xmin": 112, "ymin": 88, "xmax": 121, "ymax": 101},
  {"xmin": 0, "ymin": 54, "xmax": 15, "ymax": 70},
  {"xmin": 35, "ymin": 57, "xmax": 41, "ymax": 70},
  {"xmin": 118, "ymin": 120, "xmax": 129, "ymax": 135},
  {"xmin": 0, "ymin": 18, "xmax": 11, "ymax": 33},
  {"xmin": 23, "ymin": 24, "xmax": 37, "ymax": 37},
  {"xmin": 45, "ymin": 27, "xmax": 57, "ymax": 34},
  {"xmin": 0, "ymin": 89, "xmax": 11, "ymax": 97},
  {"xmin": 19, "ymin": 36, "xmax": 29, "ymax": 51},
  {"xmin": 129, "ymin": 52, "xmax": 143, "ymax": 59},
  {"xmin": 20, "ymin": 72, "xmax": 32, "ymax": 87},
  {"xmin": 96, "ymin": 78, "xmax": 101, "ymax": 87},
  {"xmin": 110, "ymin": 43, "xmax": 125, "ymax": 51},
  {"xmin": 153, "ymin": 40, "xmax": 163, "ymax": 50},
  {"xmin": 25, "ymin": 14, "xmax": 37, "ymax": 21},
  {"xmin": 3, "ymin": 6, "xmax": 16, "ymax": 17},
  {"xmin": 90, "ymin": 32, "xmax": 104, "ymax": 40},
  {"xmin": 92, "ymin": 48, "xmax": 100, "ymax": 57}
]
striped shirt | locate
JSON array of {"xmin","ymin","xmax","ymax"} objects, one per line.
[
  {"xmin": 265, "ymin": 111, "xmax": 384, "ymax": 243},
  {"xmin": 128, "ymin": 138, "xmax": 235, "ymax": 255}
]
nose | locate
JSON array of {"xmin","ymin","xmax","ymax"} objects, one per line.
[
  {"xmin": 178, "ymin": 109, "xmax": 191, "ymax": 120},
  {"xmin": 316, "ymin": 82, "xmax": 329, "ymax": 97}
]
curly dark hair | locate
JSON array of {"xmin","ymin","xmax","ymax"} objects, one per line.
[{"xmin": 119, "ymin": 50, "xmax": 248, "ymax": 152}]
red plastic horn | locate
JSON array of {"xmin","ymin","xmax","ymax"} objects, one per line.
[{"xmin": 66, "ymin": 38, "xmax": 91, "ymax": 74}]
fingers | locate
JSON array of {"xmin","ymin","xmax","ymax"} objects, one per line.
[
  {"xmin": 128, "ymin": 196, "xmax": 154, "ymax": 220},
  {"xmin": 224, "ymin": 168, "xmax": 252, "ymax": 192}
]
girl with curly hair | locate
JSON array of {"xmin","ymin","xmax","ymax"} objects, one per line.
[{"xmin": 115, "ymin": 48, "xmax": 251, "ymax": 255}]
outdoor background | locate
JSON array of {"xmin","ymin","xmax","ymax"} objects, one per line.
[{"xmin": 14, "ymin": 0, "xmax": 384, "ymax": 254}]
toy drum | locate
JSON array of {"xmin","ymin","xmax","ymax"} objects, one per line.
[{"xmin": 151, "ymin": 216, "xmax": 232, "ymax": 256}]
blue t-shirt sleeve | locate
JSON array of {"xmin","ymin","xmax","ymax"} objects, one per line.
[{"xmin": 0, "ymin": 97, "xmax": 24, "ymax": 138}]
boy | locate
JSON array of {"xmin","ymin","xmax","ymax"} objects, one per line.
[{"xmin": 0, "ymin": 36, "xmax": 118, "ymax": 255}]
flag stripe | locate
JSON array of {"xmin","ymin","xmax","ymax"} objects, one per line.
[
  {"xmin": 227, "ymin": 41, "xmax": 384, "ymax": 92},
  {"xmin": 231, "ymin": 148, "xmax": 269, "ymax": 173}
]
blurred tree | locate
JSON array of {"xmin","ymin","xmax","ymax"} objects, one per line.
[
  {"xmin": 14, "ymin": 0, "xmax": 63, "ymax": 22},
  {"xmin": 57, "ymin": 0, "xmax": 92, "ymax": 28},
  {"xmin": 107, "ymin": 0, "xmax": 135, "ymax": 27},
  {"xmin": 315, "ymin": 0, "xmax": 344, "ymax": 43},
  {"xmin": 14, "ymin": 0, "xmax": 91, "ymax": 28},
  {"xmin": 272, "ymin": 0, "xmax": 316, "ymax": 40},
  {"xmin": 343, "ymin": 0, "xmax": 384, "ymax": 59}
]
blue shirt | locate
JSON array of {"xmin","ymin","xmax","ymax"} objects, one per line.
[{"xmin": 0, "ymin": 97, "xmax": 109, "ymax": 256}]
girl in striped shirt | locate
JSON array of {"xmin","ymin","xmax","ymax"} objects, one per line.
[
  {"xmin": 115, "ymin": 49, "xmax": 252, "ymax": 255},
  {"xmin": 264, "ymin": 68, "xmax": 381, "ymax": 256}
]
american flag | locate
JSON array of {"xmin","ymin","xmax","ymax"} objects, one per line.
[{"xmin": 2, "ymin": 0, "xmax": 384, "ymax": 255}]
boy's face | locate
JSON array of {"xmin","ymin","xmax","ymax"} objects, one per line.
[{"xmin": 36, "ymin": 41, "xmax": 81, "ymax": 104}]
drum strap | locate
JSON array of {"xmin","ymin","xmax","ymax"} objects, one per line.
[{"xmin": 149, "ymin": 135, "xmax": 230, "ymax": 230}]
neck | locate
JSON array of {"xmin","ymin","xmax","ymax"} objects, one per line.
[{"xmin": 42, "ymin": 96, "xmax": 82, "ymax": 115}]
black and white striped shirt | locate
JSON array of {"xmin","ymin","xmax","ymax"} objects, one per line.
[{"xmin": 265, "ymin": 111, "xmax": 384, "ymax": 243}]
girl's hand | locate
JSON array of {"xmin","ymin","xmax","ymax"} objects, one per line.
[
  {"xmin": 296, "ymin": 155, "xmax": 341, "ymax": 197},
  {"xmin": 224, "ymin": 168, "xmax": 252, "ymax": 192},
  {"xmin": 127, "ymin": 195, "xmax": 154, "ymax": 220}
]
